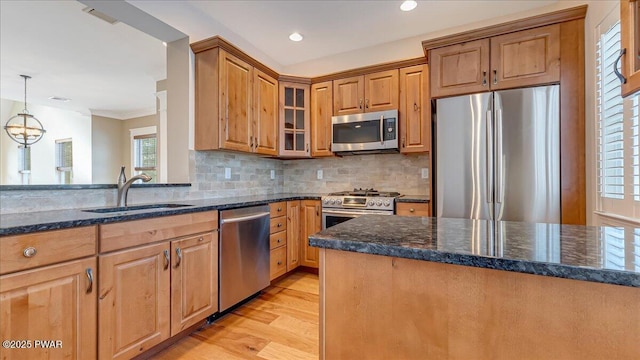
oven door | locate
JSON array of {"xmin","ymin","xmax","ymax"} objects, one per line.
[{"xmin": 322, "ymin": 208, "xmax": 393, "ymax": 229}]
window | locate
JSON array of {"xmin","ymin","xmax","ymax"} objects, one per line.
[
  {"xmin": 596, "ymin": 13, "xmax": 640, "ymax": 222},
  {"xmin": 55, "ymin": 139, "xmax": 73, "ymax": 184},
  {"xmin": 17, "ymin": 145, "xmax": 31, "ymax": 185},
  {"xmin": 130, "ymin": 126, "xmax": 157, "ymax": 183}
]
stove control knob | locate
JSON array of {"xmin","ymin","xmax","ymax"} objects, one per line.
[
  {"xmin": 376, "ymin": 200, "xmax": 383, "ymax": 206},
  {"xmin": 383, "ymin": 201, "xmax": 390, "ymax": 207},
  {"xmin": 323, "ymin": 199, "xmax": 330, "ymax": 204},
  {"xmin": 329, "ymin": 199, "xmax": 336, "ymax": 205},
  {"xmin": 368, "ymin": 200, "xmax": 375, "ymax": 206},
  {"xmin": 336, "ymin": 199, "xmax": 342, "ymax": 205}
]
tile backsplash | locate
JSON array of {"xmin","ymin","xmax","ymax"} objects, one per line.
[
  {"xmin": 283, "ymin": 153, "xmax": 429, "ymax": 195},
  {"xmin": 0, "ymin": 151, "xmax": 428, "ymax": 214}
]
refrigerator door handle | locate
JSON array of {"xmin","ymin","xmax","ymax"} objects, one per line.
[
  {"xmin": 486, "ymin": 110, "xmax": 493, "ymax": 203},
  {"xmin": 496, "ymin": 108, "xmax": 504, "ymax": 204}
]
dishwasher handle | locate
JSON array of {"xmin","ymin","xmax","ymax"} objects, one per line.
[{"xmin": 220, "ymin": 211, "xmax": 270, "ymax": 225}]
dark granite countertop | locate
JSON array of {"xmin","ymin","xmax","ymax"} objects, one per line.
[
  {"xmin": 396, "ymin": 195, "xmax": 430, "ymax": 203},
  {"xmin": 0, "ymin": 193, "xmax": 322, "ymax": 236},
  {"xmin": 309, "ymin": 215, "xmax": 640, "ymax": 288}
]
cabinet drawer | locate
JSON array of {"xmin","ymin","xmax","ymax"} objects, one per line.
[
  {"xmin": 100, "ymin": 211, "xmax": 218, "ymax": 253},
  {"xmin": 270, "ymin": 246, "xmax": 287, "ymax": 280},
  {"xmin": 270, "ymin": 215, "xmax": 287, "ymax": 234},
  {"xmin": 270, "ymin": 202, "xmax": 286, "ymax": 218},
  {"xmin": 396, "ymin": 203, "xmax": 431, "ymax": 217},
  {"xmin": 270, "ymin": 231, "xmax": 287, "ymax": 250},
  {"xmin": 0, "ymin": 226, "xmax": 97, "ymax": 275}
]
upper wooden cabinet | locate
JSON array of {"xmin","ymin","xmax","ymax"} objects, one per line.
[
  {"xmin": 490, "ymin": 25, "xmax": 560, "ymax": 90},
  {"xmin": 193, "ymin": 41, "xmax": 279, "ymax": 155},
  {"xmin": 399, "ymin": 64, "xmax": 431, "ymax": 153},
  {"xmin": 311, "ymin": 81, "xmax": 334, "ymax": 157},
  {"xmin": 333, "ymin": 70, "xmax": 399, "ymax": 115},
  {"xmin": 430, "ymin": 39, "xmax": 490, "ymax": 98},
  {"xmin": 279, "ymin": 82, "xmax": 310, "ymax": 157},
  {"xmin": 621, "ymin": 0, "xmax": 640, "ymax": 97},
  {"xmin": 254, "ymin": 69, "xmax": 279, "ymax": 155},
  {"xmin": 430, "ymin": 24, "xmax": 560, "ymax": 98}
]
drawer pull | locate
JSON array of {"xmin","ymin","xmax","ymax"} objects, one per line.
[
  {"xmin": 176, "ymin": 247, "xmax": 182, "ymax": 267},
  {"xmin": 86, "ymin": 268, "xmax": 94, "ymax": 293},
  {"xmin": 277, "ymin": 207, "xmax": 282, "ymax": 212},
  {"xmin": 163, "ymin": 250, "xmax": 170, "ymax": 270},
  {"xmin": 277, "ymin": 261, "xmax": 282, "ymax": 265},
  {"xmin": 198, "ymin": 237, "xmax": 203, "ymax": 242},
  {"xmin": 277, "ymin": 239, "xmax": 282, "ymax": 243},
  {"xmin": 23, "ymin": 247, "xmax": 37, "ymax": 258},
  {"xmin": 277, "ymin": 223, "xmax": 283, "ymax": 227},
  {"xmin": 409, "ymin": 208, "xmax": 415, "ymax": 212}
]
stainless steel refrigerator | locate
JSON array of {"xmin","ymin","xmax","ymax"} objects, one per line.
[{"xmin": 433, "ymin": 85, "xmax": 560, "ymax": 224}]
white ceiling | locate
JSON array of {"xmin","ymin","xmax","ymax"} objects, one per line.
[{"xmin": 1, "ymin": 0, "xmax": 560, "ymax": 119}]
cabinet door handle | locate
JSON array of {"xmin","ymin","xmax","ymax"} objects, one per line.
[
  {"xmin": 613, "ymin": 48, "xmax": 628, "ymax": 84},
  {"xmin": 482, "ymin": 71, "xmax": 487, "ymax": 86},
  {"xmin": 359, "ymin": 99, "xmax": 363, "ymax": 110},
  {"xmin": 365, "ymin": 99, "xmax": 369, "ymax": 109},
  {"xmin": 277, "ymin": 260, "xmax": 282, "ymax": 266},
  {"xmin": 402, "ymin": 137, "xmax": 406, "ymax": 148},
  {"xmin": 176, "ymin": 247, "xmax": 182, "ymax": 267},
  {"xmin": 306, "ymin": 143, "xmax": 309, "ymax": 153},
  {"xmin": 163, "ymin": 250, "xmax": 170, "ymax": 270},
  {"xmin": 250, "ymin": 136, "xmax": 254, "ymax": 149},
  {"xmin": 23, "ymin": 247, "xmax": 37, "ymax": 258},
  {"xmin": 413, "ymin": 102, "xmax": 419, "ymax": 111},
  {"xmin": 493, "ymin": 70, "xmax": 497, "ymax": 85},
  {"xmin": 316, "ymin": 205, "xmax": 320, "ymax": 216},
  {"xmin": 86, "ymin": 268, "xmax": 94, "ymax": 293}
]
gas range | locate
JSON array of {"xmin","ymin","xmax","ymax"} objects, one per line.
[{"xmin": 321, "ymin": 188, "xmax": 401, "ymax": 212}]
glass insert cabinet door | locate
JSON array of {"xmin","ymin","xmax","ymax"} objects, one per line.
[{"xmin": 279, "ymin": 81, "xmax": 310, "ymax": 157}]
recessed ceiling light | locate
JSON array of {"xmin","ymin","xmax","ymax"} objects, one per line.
[
  {"xmin": 289, "ymin": 32, "xmax": 303, "ymax": 42},
  {"xmin": 48, "ymin": 96, "xmax": 71, "ymax": 102},
  {"xmin": 400, "ymin": 0, "xmax": 417, "ymax": 11}
]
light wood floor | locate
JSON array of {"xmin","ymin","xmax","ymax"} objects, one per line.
[{"xmin": 152, "ymin": 271, "xmax": 320, "ymax": 360}]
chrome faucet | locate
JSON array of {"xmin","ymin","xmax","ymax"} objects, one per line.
[{"xmin": 116, "ymin": 166, "xmax": 152, "ymax": 207}]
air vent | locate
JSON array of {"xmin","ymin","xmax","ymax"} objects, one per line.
[
  {"xmin": 82, "ymin": 6, "xmax": 119, "ymax": 25},
  {"xmin": 48, "ymin": 96, "xmax": 71, "ymax": 102}
]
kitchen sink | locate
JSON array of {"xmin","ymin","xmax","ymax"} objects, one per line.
[{"xmin": 82, "ymin": 203, "xmax": 193, "ymax": 214}]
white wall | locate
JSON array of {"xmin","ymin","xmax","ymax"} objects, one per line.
[{"xmin": 0, "ymin": 100, "xmax": 92, "ymax": 184}]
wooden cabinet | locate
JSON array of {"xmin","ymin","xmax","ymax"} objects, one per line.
[
  {"xmin": 193, "ymin": 46, "xmax": 279, "ymax": 155},
  {"xmin": 430, "ymin": 25, "xmax": 560, "ymax": 97},
  {"xmin": 0, "ymin": 257, "xmax": 97, "ymax": 360},
  {"xmin": 269, "ymin": 202, "xmax": 288, "ymax": 280},
  {"xmin": 621, "ymin": 0, "xmax": 640, "ymax": 97},
  {"xmin": 98, "ymin": 212, "xmax": 219, "ymax": 359},
  {"xmin": 254, "ymin": 69, "xmax": 279, "ymax": 155},
  {"xmin": 170, "ymin": 233, "xmax": 217, "ymax": 336},
  {"xmin": 333, "ymin": 70, "xmax": 399, "ymax": 115},
  {"xmin": 490, "ymin": 25, "xmax": 560, "ymax": 90},
  {"xmin": 99, "ymin": 242, "xmax": 171, "ymax": 360},
  {"xmin": 219, "ymin": 50, "xmax": 253, "ymax": 152},
  {"xmin": 300, "ymin": 200, "xmax": 321, "ymax": 268},
  {"xmin": 286, "ymin": 200, "xmax": 301, "ymax": 271},
  {"xmin": 430, "ymin": 39, "xmax": 490, "ymax": 98},
  {"xmin": 279, "ymin": 82, "xmax": 311, "ymax": 157},
  {"xmin": 311, "ymin": 81, "xmax": 333, "ymax": 157},
  {"xmin": 396, "ymin": 202, "xmax": 431, "ymax": 217},
  {"xmin": 399, "ymin": 64, "xmax": 431, "ymax": 153}
]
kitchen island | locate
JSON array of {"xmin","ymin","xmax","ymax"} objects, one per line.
[{"xmin": 309, "ymin": 215, "xmax": 640, "ymax": 360}]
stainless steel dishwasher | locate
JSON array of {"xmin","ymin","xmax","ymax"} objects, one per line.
[{"xmin": 219, "ymin": 205, "xmax": 270, "ymax": 312}]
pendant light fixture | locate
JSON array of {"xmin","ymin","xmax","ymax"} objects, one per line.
[{"xmin": 3, "ymin": 75, "xmax": 46, "ymax": 147}]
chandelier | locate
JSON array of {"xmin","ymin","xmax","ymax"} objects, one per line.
[{"xmin": 4, "ymin": 75, "xmax": 46, "ymax": 147}]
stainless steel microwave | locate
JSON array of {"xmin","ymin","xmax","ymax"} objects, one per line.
[{"xmin": 331, "ymin": 109, "xmax": 398, "ymax": 154}]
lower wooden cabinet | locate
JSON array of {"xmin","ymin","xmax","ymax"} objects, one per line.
[
  {"xmin": 286, "ymin": 200, "xmax": 301, "ymax": 271},
  {"xmin": 99, "ymin": 232, "xmax": 218, "ymax": 359},
  {"xmin": 99, "ymin": 242, "xmax": 171, "ymax": 360},
  {"xmin": 170, "ymin": 233, "xmax": 218, "ymax": 336},
  {"xmin": 396, "ymin": 202, "xmax": 431, "ymax": 217},
  {"xmin": 0, "ymin": 257, "xmax": 97, "ymax": 360},
  {"xmin": 300, "ymin": 200, "xmax": 322, "ymax": 268}
]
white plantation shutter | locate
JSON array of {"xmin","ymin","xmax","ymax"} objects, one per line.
[
  {"xmin": 596, "ymin": 16, "xmax": 640, "ymax": 222},
  {"xmin": 597, "ymin": 22, "xmax": 624, "ymax": 199}
]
